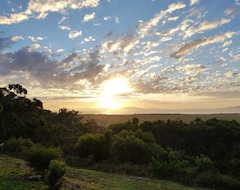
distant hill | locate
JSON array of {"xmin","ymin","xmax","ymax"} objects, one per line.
[{"xmin": 79, "ymin": 106, "xmax": 240, "ymax": 115}]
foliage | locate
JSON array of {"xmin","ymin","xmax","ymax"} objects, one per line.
[
  {"xmin": 112, "ymin": 134, "xmax": 149, "ymax": 164},
  {"xmin": 1, "ymin": 84, "xmax": 240, "ymax": 189},
  {"xmin": 46, "ymin": 159, "xmax": 66, "ymax": 189},
  {"xmin": 25, "ymin": 144, "xmax": 62, "ymax": 172},
  {"xmin": 4, "ymin": 137, "xmax": 33, "ymax": 155}
]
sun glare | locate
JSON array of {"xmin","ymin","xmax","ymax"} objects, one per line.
[{"xmin": 98, "ymin": 77, "xmax": 132, "ymax": 110}]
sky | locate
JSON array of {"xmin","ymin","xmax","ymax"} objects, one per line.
[{"xmin": 0, "ymin": 0, "xmax": 240, "ymax": 114}]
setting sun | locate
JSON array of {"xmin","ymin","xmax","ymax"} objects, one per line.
[{"xmin": 98, "ymin": 77, "xmax": 132, "ymax": 110}]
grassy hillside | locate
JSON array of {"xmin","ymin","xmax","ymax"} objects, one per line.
[
  {"xmin": 0, "ymin": 154, "xmax": 206, "ymax": 190},
  {"xmin": 83, "ymin": 113, "xmax": 240, "ymax": 127},
  {"xmin": 0, "ymin": 155, "xmax": 46, "ymax": 190}
]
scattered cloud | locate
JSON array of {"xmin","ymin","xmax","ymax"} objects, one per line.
[
  {"xmin": 190, "ymin": 0, "xmax": 200, "ymax": 6},
  {"xmin": 81, "ymin": 36, "xmax": 96, "ymax": 44},
  {"xmin": 58, "ymin": 25, "xmax": 71, "ymax": 31},
  {"xmin": 183, "ymin": 18, "xmax": 231, "ymax": 39},
  {"xmin": 10, "ymin": 36, "xmax": 24, "ymax": 42},
  {"xmin": 171, "ymin": 32, "xmax": 235, "ymax": 59},
  {"xmin": 0, "ymin": 0, "xmax": 100, "ymax": 25},
  {"xmin": 68, "ymin": 30, "xmax": 82, "ymax": 39},
  {"xmin": 104, "ymin": 16, "xmax": 111, "ymax": 21},
  {"xmin": 115, "ymin": 16, "xmax": 120, "ymax": 23},
  {"xmin": 28, "ymin": 36, "xmax": 44, "ymax": 42},
  {"xmin": 1, "ymin": 1, "xmax": 240, "ymax": 111},
  {"xmin": 83, "ymin": 12, "xmax": 96, "ymax": 22}
]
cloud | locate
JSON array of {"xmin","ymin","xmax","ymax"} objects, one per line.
[
  {"xmin": 115, "ymin": 16, "xmax": 120, "ymax": 23},
  {"xmin": 0, "ymin": 37, "xmax": 17, "ymax": 50},
  {"xmin": 0, "ymin": 0, "xmax": 100, "ymax": 25},
  {"xmin": 58, "ymin": 25, "xmax": 71, "ymax": 30},
  {"xmin": 190, "ymin": 0, "xmax": 200, "ymax": 6},
  {"xmin": 104, "ymin": 16, "xmax": 111, "ymax": 21},
  {"xmin": 57, "ymin": 49, "xmax": 64, "ymax": 53},
  {"xmin": 0, "ymin": 45, "xmax": 105, "ymax": 88},
  {"xmin": 83, "ymin": 12, "xmax": 96, "ymax": 22},
  {"xmin": 68, "ymin": 30, "xmax": 82, "ymax": 39},
  {"xmin": 138, "ymin": 2, "xmax": 186, "ymax": 37},
  {"xmin": 167, "ymin": 16, "xmax": 179, "ymax": 21},
  {"xmin": 224, "ymin": 0, "xmax": 240, "ymax": 16},
  {"xmin": 10, "ymin": 36, "xmax": 24, "ymax": 42},
  {"xmin": 183, "ymin": 18, "xmax": 231, "ymax": 39},
  {"xmin": 102, "ymin": 32, "xmax": 139, "ymax": 55},
  {"xmin": 0, "ymin": 12, "xmax": 29, "ymax": 24},
  {"xmin": 28, "ymin": 36, "xmax": 44, "ymax": 42},
  {"xmin": 171, "ymin": 31, "xmax": 235, "ymax": 58},
  {"xmin": 81, "ymin": 36, "xmax": 96, "ymax": 44}
]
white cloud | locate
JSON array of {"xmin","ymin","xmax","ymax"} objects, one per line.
[
  {"xmin": 115, "ymin": 16, "xmax": 120, "ymax": 23},
  {"xmin": 0, "ymin": 12, "xmax": 29, "ymax": 24},
  {"xmin": 81, "ymin": 36, "xmax": 96, "ymax": 44},
  {"xmin": 84, "ymin": 36, "xmax": 96, "ymax": 42},
  {"xmin": 28, "ymin": 43, "xmax": 41, "ymax": 51},
  {"xmin": 83, "ymin": 12, "xmax": 96, "ymax": 22},
  {"xmin": 0, "ymin": 0, "xmax": 100, "ymax": 25},
  {"xmin": 222, "ymin": 40, "xmax": 232, "ymax": 48},
  {"xmin": 35, "ymin": 12, "xmax": 48, "ymax": 20},
  {"xmin": 171, "ymin": 32, "xmax": 235, "ymax": 58},
  {"xmin": 10, "ymin": 36, "xmax": 24, "ymax": 42},
  {"xmin": 190, "ymin": 0, "xmax": 200, "ymax": 6},
  {"xmin": 57, "ymin": 49, "xmax": 64, "ymax": 53},
  {"xmin": 167, "ymin": 16, "xmax": 179, "ymax": 21},
  {"xmin": 184, "ymin": 18, "xmax": 231, "ymax": 39},
  {"xmin": 138, "ymin": 2, "xmax": 186, "ymax": 37},
  {"xmin": 58, "ymin": 25, "xmax": 71, "ymax": 30},
  {"xmin": 28, "ymin": 36, "xmax": 44, "ymax": 42},
  {"xmin": 103, "ymin": 16, "xmax": 111, "ymax": 21},
  {"xmin": 68, "ymin": 30, "xmax": 82, "ymax": 39}
]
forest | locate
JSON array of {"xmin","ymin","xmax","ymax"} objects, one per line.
[{"xmin": 1, "ymin": 84, "xmax": 240, "ymax": 189}]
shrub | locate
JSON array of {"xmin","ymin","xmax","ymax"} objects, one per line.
[
  {"xmin": 75, "ymin": 133, "xmax": 103, "ymax": 161},
  {"xmin": 112, "ymin": 135, "xmax": 149, "ymax": 164},
  {"xmin": 47, "ymin": 160, "xmax": 66, "ymax": 190},
  {"xmin": 4, "ymin": 137, "xmax": 33, "ymax": 155},
  {"xmin": 195, "ymin": 154, "xmax": 214, "ymax": 172},
  {"xmin": 195, "ymin": 170, "xmax": 240, "ymax": 190},
  {"xmin": 25, "ymin": 144, "xmax": 62, "ymax": 172},
  {"xmin": 152, "ymin": 159, "xmax": 191, "ymax": 180}
]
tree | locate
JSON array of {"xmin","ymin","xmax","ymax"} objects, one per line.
[{"xmin": 8, "ymin": 84, "xmax": 27, "ymax": 96}]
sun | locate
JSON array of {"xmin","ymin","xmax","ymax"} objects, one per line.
[{"xmin": 98, "ymin": 77, "xmax": 132, "ymax": 110}]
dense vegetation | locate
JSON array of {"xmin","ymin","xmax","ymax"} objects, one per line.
[{"xmin": 1, "ymin": 84, "xmax": 240, "ymax": 189}]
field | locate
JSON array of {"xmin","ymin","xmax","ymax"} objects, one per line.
[
  {"xmin": 0, "ymin": 154, "xmax": 207, "ymax": 190},
  {"xmin": 83, "ymin": 113, "xmax": 240, "ymax": 127}
]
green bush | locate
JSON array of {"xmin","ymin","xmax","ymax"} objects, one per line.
[
  {"xmin": 25, "ymin": 144, "xmax": 62, "ymax": 172},
  {"xmin": 75, "ymin": 133, "xmax": 103, "ymax": 161},
  {"xmin": 75, "ymin": 132, "xmax": 113, "ymax": 162},
  {"xmin": 195, "ymin": 154, "xmax": 214, "ymax": 172},
  {"xmin": 4, "ymin": 137, "xmax": 33, "ymax": 154},
  {"xmin": 195, "ymin": 170, "xmax": 240, "ymax": 190},
  {"xmin": 112, "ymin": 135, "xmax": 149, "ymax": 164},
  {"xmin": 152, "ymin": 159, "xmax": 191, "ymax": 180},
  {"xmin": 47, "ymin": 160, "xmax": 66, "ymax": 190}
]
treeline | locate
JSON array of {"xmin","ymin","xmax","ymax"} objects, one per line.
[{"xmin": 1, "ymin": 84, "xmax": 240, "ymax": 189}]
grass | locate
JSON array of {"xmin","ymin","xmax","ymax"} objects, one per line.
[
  {"xmin": 0, "ymin": 154, "xmax": 47, "ymax": 190},
  {"xmin": 66, "ymin": 167, "xmax": 206, "ymax": 190},
  {"xmin": 0, "ymin": 154, "xmax": 208, "ymax": 190},
  {"xmin": 83, "ymin": 113, "xmax": 240, "ymax": 127}
]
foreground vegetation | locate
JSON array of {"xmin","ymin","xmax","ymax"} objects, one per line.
[
  {"xmin": 1, "ymin": 84, "xmax": 240, "ymax": 189},
  {"xmin": 0, "ymin": 154, "xmax": 204, "ymax": 190}
]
